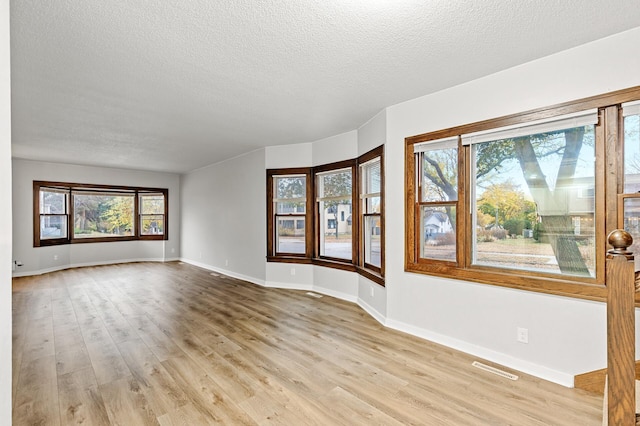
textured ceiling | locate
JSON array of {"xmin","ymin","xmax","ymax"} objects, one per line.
[{"xmin": 10, "ymin": 1, "xmax": 640, "ymax": 173}]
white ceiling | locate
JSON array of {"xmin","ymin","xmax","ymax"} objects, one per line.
[{"xmin": 10, "ymin": 1, "xmax": 640, "ymax": 173}]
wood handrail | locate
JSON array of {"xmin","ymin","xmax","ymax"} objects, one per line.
[{"xmin": 606, "ymin": 229, "xmax": 636, "ymax": 425}]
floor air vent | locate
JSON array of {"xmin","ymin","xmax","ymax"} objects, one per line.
[
  {"xmin": 306, "ymin": 292, "xmax": 323, "ymax": 298},
  {"xmin": 472, "ymin": 361, "xmax": 519, "ymax": 381}
]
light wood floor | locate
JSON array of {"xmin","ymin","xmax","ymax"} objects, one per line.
[{"xmin": 13, "ymin": 261, "xmax": 603, "ymax": 425}]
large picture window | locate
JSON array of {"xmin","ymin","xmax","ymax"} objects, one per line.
[
  {"xmin": 34, "ymin": 181, "xmax": 168, "ymax": 247},
  {"xmin": 415, "ymin": 138, "xmax": 458, "ymax": 262},
  {"xmin": 73, "ymin": 192, "xmax": 135, "ymax": 239},
  {"xmin": 467, "ymin": 111, "xmax": 597, "ymax": 277},
  {"xmin": 267, "ymin": 147, "xmax": 384, "ymax": 284},
  {"xmin": 405, "ymin": 87, "xmax": 640, "ymax": 300}
]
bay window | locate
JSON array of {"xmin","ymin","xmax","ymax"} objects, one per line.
[{"xmin": 267, "ymin": 146, "xmax": 385, "ymax": 284}]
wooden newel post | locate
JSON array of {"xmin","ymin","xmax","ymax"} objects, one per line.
[{"xmin": 607, "ymin": 229, "xmax": 636, "ymax": 426}]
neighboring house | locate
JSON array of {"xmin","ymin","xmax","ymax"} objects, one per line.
[
  {"xmin": 423, "ymin": 210, "xmax": 452, "ymax": 239},
  {"xmin": 323, "ymin": 203, "xmax": 352, "ymax": 235}
]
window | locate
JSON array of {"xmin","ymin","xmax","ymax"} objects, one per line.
[
  {"xmin": 267, "ymin": 169, "xmax": 313, "ymax": 259},
  {"xmin": 405, "ymin": 86, "xmax": 640, "ymax": 300},
  {"xmin": 358, "ymin": 146, "xmax": 384, "ymax": 276},
  {"xmin": 267, "ymin": 146, "xmax": 384, "ymax": 284},
  {"xmin": 74, "ymin": 191, "xmax": 135, "ymax": 239},
  {"xmin": 140, "ymin": 193, "xmax": 166, "ymax": 236},
  {"xmin": 415, "ymin": 138, "xmax": 458, "ymax": 262},
  {"xmin": 315, "ymin": 161, "xmax": 356, "ymax": 262},
  {"xmin": 34, "ymin": 181, "xmax": 168, "ymax": 247},
  {"xmin": 38, "ymin": 187, "xmax": 69, "ymax": 241},
  {"xmin": 467, "ymin": 111, "xmax": 597, "ymax": 277},
  {"xmin": 621, "ymin": 100, "xmax": 640, "ymax": 269}
]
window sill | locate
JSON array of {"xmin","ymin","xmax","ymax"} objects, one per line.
[{"xmin": 267, "ymin": 256, "xmax": 385, "ymax": 286}]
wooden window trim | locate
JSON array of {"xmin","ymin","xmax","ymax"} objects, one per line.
[
  {"xmin": 405, "ymin": 86, "xmax": 640, "ymax": 302},
  {"xmin": 33, "ymin": 180, "xmax": 168, "ymax": 247}
]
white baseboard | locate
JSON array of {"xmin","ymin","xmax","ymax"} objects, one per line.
[
  {"xmin": 179, "ymin": 258, "xmax": 266, "ymax": 287},
  {"xmin": 12, "ymin": 257, "xmax": 174, "ymax": 277},
  {"xmin": 12, "ymin": 257, "xmax": 177, "ymax": 278},
  {"xmin": 357, "ymin": 298, "xmax": 386, "ymax": 326},
  {"xmin": 385, "ymin": 318, "xmax": 574, "ymax": 387},
  {"xmin": 263, "ymin": 280, "xmax": 314, "ymax": 291}
]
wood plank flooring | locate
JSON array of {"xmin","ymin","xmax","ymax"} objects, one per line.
[{"xmin": 12, "ymin": 262, "xmax": 603, "ymax": 425}]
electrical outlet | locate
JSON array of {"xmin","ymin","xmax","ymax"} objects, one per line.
[
  {"xmin": 370, "ymin": 286, "xmax": 374, "ymax": 297},
  {"xmin": 53, "ymin": 254, "xmax": 59, "ymax": 261},
  {"xmin": 517, "ymin": 327, "xmax": 529, "ymax": 344},
  {"xmin": 225, "ymin": 259, "xmax": 228, "ymax": 266},
  {"xmin": 290, "ymin": 268, "xmax": 296, "ymax": 276},
  {"xmin": 171, "ymin": 248, "xmax": 175, "ymax": 253}
]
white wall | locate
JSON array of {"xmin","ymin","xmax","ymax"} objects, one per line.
[
  {"xmin": 0, "ymin": 0, "xmax": 11, "ymax": 422},
  {"xmin": 384, "ymin": 26, "xmax": 640, "ymax": 386},
  {"xmin": 180, "ymin": 149, "xmax": 267, "ymax": 282},
  {"xmin": 11, "ymin": 159, "xmax": 181, "ymax": 276}
]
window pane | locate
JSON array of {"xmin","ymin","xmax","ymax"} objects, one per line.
[
  {"xmin": 276, "ymin": 217, "xmax": 305, "ymax": 253},
  {"xmin": 362, "ymin": 159, "xmax": 381, "ymax": 195},
  {"xmin": 276, "ymin": 201, "xmax": 305, "ymax": 214},
  {"xmin": 364, "ymin": 215, "xmax": 381, "ymax": 267},
  {"xmin": 420, "ymin": 206, "xmax": 456, "ymax": 261},
  {"xmin": 472, "ymin": 125, "xmax": 596, "ymax": 277},
  {"xmin": 318, "ymin": 168, "xmax": 353, "ymax": 260},
  {"xmin": 141, "ymin": 215, "xmax": 164, "ymax": 235},
  {"xmin": 74, "ymin": 193, "xmax": 135, "ymax": 238},
  {"xmin": 421, "ymin": 148, "xmax": 458, "ymax": 202},
  {"xmin": 624, "ymin": 114, "xmax": 640, "ymax": 192},
  {"xmin": 365, "ymin": 196, "xmax": 381, "ymax": 214},
  {"xmin": 140, "ymin": 194, "xmax": 164, "ymax": 214},
  {"xmin": 40, "ymin": 215, "xmax": 67, "ymax": 239},
  {"xmin": 275, "ymin": 176, "xmax": 306, "ymax": 199},
  {"xmin": 40, "ymin": 189, "xmax": 67, "ymax": 214},
  {"xmin": 621, "ymin": 197, "xmax": 640, "ymax": 271}
]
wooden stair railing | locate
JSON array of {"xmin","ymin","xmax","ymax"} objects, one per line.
[{"xmin": 606, "ymin": 229, "xmax": 636, "ymax": 425}]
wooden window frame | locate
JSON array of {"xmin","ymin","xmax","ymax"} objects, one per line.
[
  {"xmin": 33, "ymin": 181, "xmax": 169, "ymax": 247},
  {"xmin": 405, "ymin": 86, "xmax": 640, "ymax": 302},
  {"xmin": 139, "ymin": 193, "xmax": 167, "ymax": 237},
  {"xmin": 314, "ymin": 159, "xmax": 358, "ymax": 270},
  {"xmin": 266, "ymin": 146, "xmax": 386, "ymax": 285},
  {"xmin": 357, "ymin": 146, "xmax": 385, "ymax": 284},
  {"xmin": 266, "ymin": 168, "xmax": 314, "ymax": 263}
]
